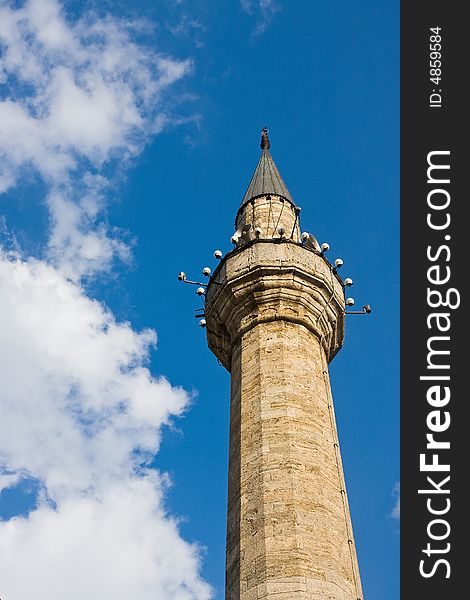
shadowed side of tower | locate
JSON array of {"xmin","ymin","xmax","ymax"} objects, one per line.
[{"xmin": 205, "ymin": 130, "xmax": 363, "ymax": 600}]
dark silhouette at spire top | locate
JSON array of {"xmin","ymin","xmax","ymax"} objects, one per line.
[{"xmin": 260, "ymin": 127, "xmax": 271, "ymax": 151}]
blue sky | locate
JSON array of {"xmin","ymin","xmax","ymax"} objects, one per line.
[{"xmin": 0, "ymin": 1, "xmax": 399, "ymax": 599}]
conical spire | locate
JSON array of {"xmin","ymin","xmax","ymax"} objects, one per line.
[{"xmin": 239, "ymin": 128, "xmax": 295, "ymax": 211}]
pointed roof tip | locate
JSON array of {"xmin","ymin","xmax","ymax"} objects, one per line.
[
  {"xmin": 238, "ymin": 128, "xmax": 295, "ymax": 213},
  {"xmin": 260, "ymin": 127, "xmax": 271, "ymax": 151}
]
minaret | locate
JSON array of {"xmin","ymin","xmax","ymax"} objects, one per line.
[{"xmin": 205, "ymin": 129, "xmax": 363, "ymax": 600}]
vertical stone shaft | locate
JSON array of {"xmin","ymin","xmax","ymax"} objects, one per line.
[
  {"xmin": 225, "ymin": 319, "xmax": 362, "ymax": 600},
  {"xmin": 205, "ymin": 131, "xmax": 363, "ymax": 600}
]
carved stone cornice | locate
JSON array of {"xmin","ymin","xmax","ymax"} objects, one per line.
[{"xmin": 205, "ymin": 240, "xmax": 345, "ymax": 371}]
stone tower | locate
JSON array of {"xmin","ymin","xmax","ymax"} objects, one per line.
[{"xmin": 204, "ymin": 129, "xmax": 363, "ymax": 600}]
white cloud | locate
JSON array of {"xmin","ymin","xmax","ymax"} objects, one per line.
[
  {"xmin": 0, "ymin": 2, "xmax": 211, "ymax": 598},
  {"xmin": 0, "ymin": 0, "xmax": 193, "ymax": 278},
  {"xmin": 0, "ymin": 478, "xmax": 211, "ymax": 600},
  {"xmin": 0, "ymin": 252, "xmax": 211, "ymax": 599},
  {"xmin": 0, "ymin": 472, "xmax": 21, "ymax": 492},
  {"xmin": 0, "ymin": 254, "xmax": 183, "ymax": 497}
]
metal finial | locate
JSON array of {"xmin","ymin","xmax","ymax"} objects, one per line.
[{"xmin": 260, "ymin": 127, "xmax": 271, "ymax": 151}]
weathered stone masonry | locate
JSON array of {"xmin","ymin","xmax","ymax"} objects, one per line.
[{"xmin": 205, "ymin": 130, "xmax": 363, "ymax": 600}]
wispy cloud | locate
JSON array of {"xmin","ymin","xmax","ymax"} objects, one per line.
[
  {"xmin": 240, "ymin": 0, "xmax": 280, "ymax": 37},
  {"xmin": 168, "ymin": 14, "xmax": 204, "ymax": 37},
  {"xmin": 167, "ymin": 14, "xmax": 205, "ymax": 49},
  {"xmin": 0, "ymin": 1, "xmax": 210, "ymax": 599},
  {"xmin": 391, "ymin": 482, "xmax": 400, "ymax": 520}
]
